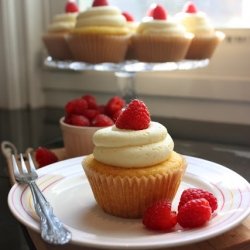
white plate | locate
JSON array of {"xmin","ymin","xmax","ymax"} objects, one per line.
[{"xmin": 8, "ymin": 155, "xmax": 250, "ymax": 249}]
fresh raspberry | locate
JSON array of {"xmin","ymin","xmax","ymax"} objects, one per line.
[
  {"xmin": 82, "ymin": 109, "xmax": 100, "ymax": 120},
  {"xmin": 82, "ymin": 94, "xmax": 98, "ymax": 109},
  {"xmin": 65, "ymin": 1, "xmax": 79, "ymax": 13},
  {"xmin": 112, "ymin": 109, "xmax": 123, "ymax": 121},
  {"xmin": 142, "ymin": 199, "xmax": 177, "ymax": 230},
  {"xmin": 177, "ymin": 198, "xmax": 212, "ymax": 228},
  {"xmin": 92, "ymin": 0, "xmax": 108, "ymax": 7},
  {"xmin": 183, "ymin": 1, "xmax": 198, "ymax": 13},
  {"xmin": 35, "ymin": 148, "xmax": 58, "ymax": 168},
  {"xmin": 97, "ymin": 104, "xmax": 106, "ymax": 114},
  {"xmin": 153, "ymin": 5, "xmax": 167, "ymax": 20},
  {"xmin": 146, "ymin": 3, "xmax": 157, "ymax": 17},
  {"xmin": 122, "ymin": 12, "xmax": 134, "ymax": 22},
  {"xmin": 116, "ymin": 99, "xmax": 150, "ymax": 130},
  {"xmin": 65, "ymin": 98, "xmax": 88, "ymax": 115},
  {"xmin": 64, "ymin": 114, "xmax": 75, "ymax": 125},
  {"xmin": 71, "ymin": 115, "xmax": 90, "ymax": 127},
  {"xmin": 178, "ymin": 188, "xmax": 218, "ymax": 213},
  {"xmin": 91, "ymin": 114, "xmax": 114, "ymax": 127},
  {"xmin": 105, "ymin": 96, "xmax": 125, "ymax": 116}
]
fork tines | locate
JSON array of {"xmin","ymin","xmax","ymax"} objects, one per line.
[{"xmin": 12, "ymin": 153, "xmax": 37, "ymax": 175}]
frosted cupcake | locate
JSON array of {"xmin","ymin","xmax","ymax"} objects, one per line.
[
  {"xmin": 66, "ymin": 0, "xmax": 130, "ymax": 63},
  {"xmin": 175, "ymin": 1, "xmax": 225, "ymax": 59},
  {"xmin": 131, "ymin": 4, "xmax": 193, "ymax": 63},
  {"xmin": 42, "ymin": 1, "xmax": 79, "ymax": 60},
  {"xmin": 82, "ymin": 99, "xmax": 187, "ymax": 218}
]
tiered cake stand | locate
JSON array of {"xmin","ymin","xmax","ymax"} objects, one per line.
[{"xmin": 44, "ymin": 57, "xmax": 209, "ymax": 103}]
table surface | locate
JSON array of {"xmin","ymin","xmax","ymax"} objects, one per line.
[
  {"xmin": 5, "ymin": 147, "xmax": 250, "ymax": 250},
  {"xmin": 1, "ymin": 107, "xmax": 250, "ymax": 250}
]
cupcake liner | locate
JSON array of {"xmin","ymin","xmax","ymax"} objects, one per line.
[
  {"xmin": 42, "ymin": 33, "xmax": 74, "ymax": 60},
  {"xmin": 185, "ymin": 31, "xmax": 225, "ymax": 60},
  {"xmin": 66, "ymin": 33, "xmax": 131, "ymax": 63},
  {"xmin": 83, "ymin": 156, "xmax": 187, "ymax": 218},
  {"xmin": 132, "ymin": 34, "xmax": 193, "ymax": 63},
  {"xmin": 124, "ymin": 35, "xmax": 136, "ymax": 60}
]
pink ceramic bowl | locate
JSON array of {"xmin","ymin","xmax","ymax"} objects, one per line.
[{"xmin": 60, "ymin": 117, "xmax": 104, "ymax": 159}]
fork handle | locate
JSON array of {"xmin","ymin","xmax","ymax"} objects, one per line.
[{"xmin": 29, "ymin": 181, "xmax": 72, "ymax": 244}]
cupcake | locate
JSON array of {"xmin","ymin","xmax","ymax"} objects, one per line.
[
  {"xmin": 42, "ymin": 1, "xmax": 79, "ymax": 60},
  {"xmin": 82, "ymin": 99, "xmax": 187, "ymax": 218},
  {"xmin": 175, "ymin": 1, "xmax": 225, "ymax": 59},
  {"xmin": 131, "ymin": 4, "xmax": 193, "ymax": 63},
  {"xmin": 122, "ymin": 12, "xmax": 138, "ymax": 60},
  {"xmin": 66, "ymin": 0, "xmax": 131, "ymax": 63}
]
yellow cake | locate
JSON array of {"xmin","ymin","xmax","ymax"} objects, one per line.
[
  {"xmin": 82, "ymin": 100, "xmax": 187, "ymax": 219},
  {"xmin": 66, "ymin": 2, "xmax": 131, "ymax": 63}
]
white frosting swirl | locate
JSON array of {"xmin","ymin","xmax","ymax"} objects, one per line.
[
  {"xmin": 76, "ymin": 6, "xmax": 126, "ymax": 28},
  {"xmin": 47, "ymin": 13, "xmax": 77, "ymax": 33},
  {"xmin": 137, "ymin": 17, "xmax": 186, "ymax": 36},
  {"xmin": 175, "ymin": 12, "xmax": 214, "ymax": 35},
  {"xmin": 93, "ymin": 122, "xmax": 174, "ymax": 168}
]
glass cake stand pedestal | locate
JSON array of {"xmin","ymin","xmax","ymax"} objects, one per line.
[{"xmin": 44, "ymin": 57, "xmax": 209, "ymax": 103}]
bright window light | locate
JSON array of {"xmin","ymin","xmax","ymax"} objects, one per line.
[{"xmin": 78, "ymin": 0, "xmax": 250, "ymax": 28}]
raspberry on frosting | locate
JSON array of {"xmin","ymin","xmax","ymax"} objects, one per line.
[
  {"xmin": 122, "ymin": 12, "xmax": 134, "ymax": 22},
  {"xmin": 65, "ymin": 0, "xmax": 79, "ymax": 13},
  {"xmin": 152, "ymin": 5, "xmax": 167, "ymax": 20},
  {"xmin": 92, "ymin": 0, "xmax": 108, "ymax": 7},
  {"xmin": 115, "ymin": 99, "xmax": 150, "ymax": 130},
  {"xmin": 182, "ymin": 1, "xmax": 198, "ymax": 13}
]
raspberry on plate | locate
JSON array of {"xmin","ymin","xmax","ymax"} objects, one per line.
[
  {"xmin": 116, "ymin": 99, "xmax": 150, "ymax": 130},
  {"xmin": 178, "ymin": 188, "xmax": 218, "ymax": 213},
  {"xmin": 91, "ymin": 114, "xmax": 114, "ymax": 127},
  {"xmin": 177, "ymin": 198, "xmax": 212, "ymax": 228},
  {"xmin": 35, "ymin": 147, "xmax": 58, "ymax": 168},
  {"xmin": 142, "ymin": 199, "xmax": 177, "ymax": 230}
]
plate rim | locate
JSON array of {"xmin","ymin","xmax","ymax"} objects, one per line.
[{"xmin": 8, "ymin": 155, "xmax": 250, "ymax": 249}]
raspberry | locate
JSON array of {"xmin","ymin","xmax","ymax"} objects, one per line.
[
  {"xmin": 178, "ymin": 188, "xmax": 218, "ymax": 213},
  {"xmin": 142, "ymin": 199, "xmax": 177, "ymax": 230},
  {"xmin": 153, "ymin": 5, "xmax": 167, "ymax": 20},
  {"xmin": 71, "ymin": 115, "xmax": 90, "ymax": 127},
  {"xmin": 91, "ymin": 114, "xmax": 114, "ymax": 127},
  {"xmin": 35, "ymin": 148, "xmax": 58, "ymax": 168},
  {"xmin": 147, "ymin": 3, "xmax": 157, "ymax": 17},
  {"xmin": 105, "ymin": 96, "xmax": 125, "ymax": 117},
  {"xmin": 112, "ymin": 109, "xmax": 123, "ymax": 121},
  {"xmin": 64, "ymin": 114, "xmax": 75, "ymax": 125},
  {"xmin": 65, "ymin": 98, "xmax": 88, "ymax": 115},
  {"xmin": 92, "ymin": 0, "xmax": 108, "ymax": 7},
  {"xmin": 82, "ymin": 109, "xmax": 100, "ymax": 120},
  {"xmin": 183, "ymin": 2, "xmax": 198, "ymax": 14},
  {"xmin": 65, "ymin": 1, "xmax": 79, "ymax": 13},
  {"xmin": 82, "ymin": 94, "xmax": 98, "ymax": 109},
  {"xmin": 122, "ymin": 12, "xmax": 134, "ymax": 22},
  {"xmin": 116, "ymin": 99, "xmax": 150, "ymax": 130},
  {"xmin": 97, "ymin": 104, "xmax": 106, "ymax": 114},
  {"xmin": 177, "ymin": 198, "xmax": 212, "ymax": 228}
]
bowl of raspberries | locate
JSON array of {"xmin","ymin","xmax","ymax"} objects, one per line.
[{"xmin": 60, "ymin": 94, "xmax": 125, "ymax": 158}]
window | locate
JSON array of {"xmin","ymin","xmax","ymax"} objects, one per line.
[{"xmin": 78, "ymin": 0, "xmax": 250, "ymax": 28}]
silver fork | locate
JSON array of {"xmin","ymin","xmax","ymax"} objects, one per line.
[{"xmin": 12, "ymin": 153, "xmax": 72, "ymax": 245}]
